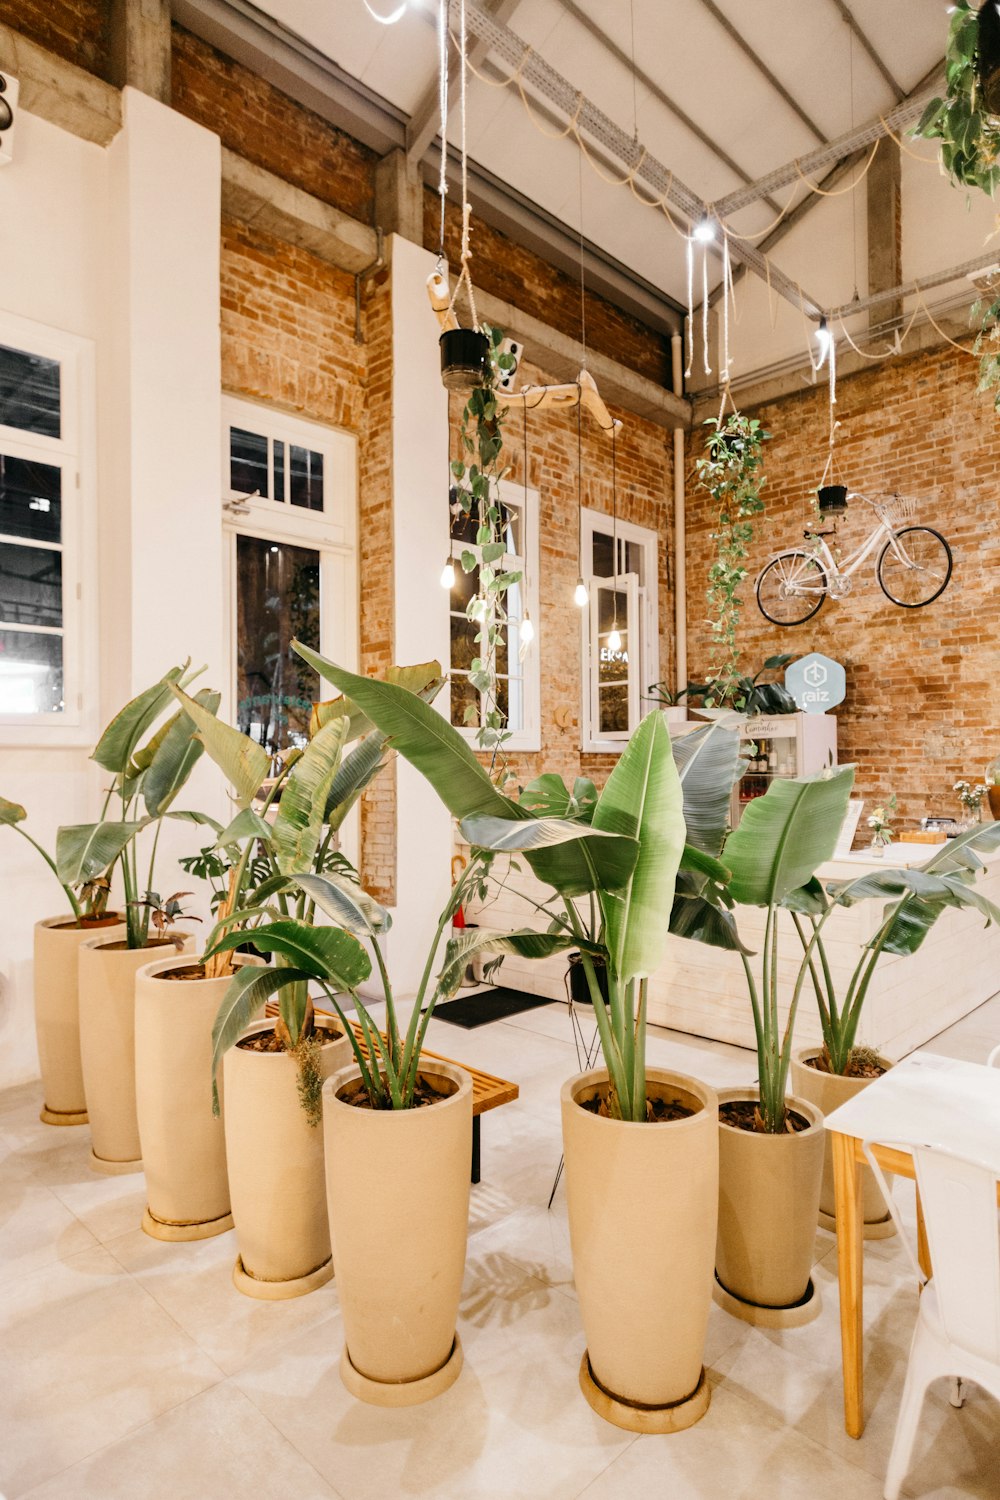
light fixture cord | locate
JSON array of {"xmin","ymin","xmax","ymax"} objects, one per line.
[
  {"xmin": 578, "ymin": 147, "xmax": 587, "ymax": 369},
  {"xmin": 436, "ymin": 0, "xmax": 448, "ymax": 270},
  {"xmin": 611, "ymin": 423, "xmax": 618, "ymax": 633},
  {"xmin": 577, "ymin": 386, "xmax": 584, "ymax": 580}
]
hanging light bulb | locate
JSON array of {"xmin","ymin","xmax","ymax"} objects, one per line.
[
  {"xmin": 519, "ymin": 612, "xmax": 535, "ymax": 647},
  {"xmin": 693, "ymin": 216, "xmax": 716, "ymax": 243},
  {"xmin": 440, "ymin": 555, "xmax": 456, "ymax": 590},
  {"xmin": 574, "ymin": 576, "xmax": 589, "ymax": 607},
  {"xmin": 607, "ymin": 625, "xmax": 622, "ymax": 652},
  {"xmin": 815, "ymin": 315, "xmax": 831, "ymax": 352}
]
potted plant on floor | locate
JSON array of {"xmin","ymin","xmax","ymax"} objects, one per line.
[
  {"xmin": 706, "ymin": 764, "xmax": 857, "ymax": 1326},
  {"xmin": 62, "ymin": 665, "xmax": 220, "ymax": 1173},
  {"xmin": 167, "ymin": 664, "xmax": 457, "ymax": 1293},
  {"xmin": 292, "ymin": 648, "xmax": 742, "ymax": 1432},
  {"xmin": 1, "ymin": 798, "xmax": 124, "ymax": 1126},
  {"xmin": 788, "ymin": 821, "xmax": 1000, "ymax": 1235}
]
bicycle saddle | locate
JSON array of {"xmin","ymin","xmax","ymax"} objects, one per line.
[{"xmin": 804, "ymin": 528, "xmax": 836, "ymax": 539}]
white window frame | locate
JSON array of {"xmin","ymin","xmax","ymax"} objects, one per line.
[
  {"xmin": 580, "ymin": 507, "xmax": 659, "ymax": 754},
  {"xmin": 447, "ymin": 477, "xmax": 540, "ymax": 754},
  {"xmin": 221, "ymin": 396, "xmax": 359, "ymax": 856},
  {"xmin": 0, "ymin": 311, "xmax": 97, "ymax": 747}
]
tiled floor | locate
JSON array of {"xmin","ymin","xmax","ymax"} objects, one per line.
[{"xmin": 2, "ymin": 995, "xmax": 999, "ymax": 1499}]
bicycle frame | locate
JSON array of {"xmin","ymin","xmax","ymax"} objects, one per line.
[{"xmin": 764, "ymin": 497, "xmax": 919, "ymax": 597}]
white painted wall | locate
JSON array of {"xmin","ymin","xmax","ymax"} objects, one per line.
[{"xmin": 381, "ymin": 234, "xmax": 453, "ymax": 998}]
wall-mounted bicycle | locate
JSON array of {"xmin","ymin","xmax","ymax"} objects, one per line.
[{"xmin": 755, "ymin": 492, "xmax": 953, "ymax": 626}]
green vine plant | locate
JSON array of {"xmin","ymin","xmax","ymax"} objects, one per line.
[
  {"xmin": 449, "ymin": 323, "xmax": 520, "ymax": 787},
  {"xmin": 695, "ymin": 413, "xmax": 771, "ymax": 707},
  {"xmin": 912, "ymin": 0, "xmax": 1000, "ymax": 195}
]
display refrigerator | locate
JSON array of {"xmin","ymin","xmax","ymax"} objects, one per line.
[{"xmin": 729, "ymin": 712, "xmax": 838, "ymax": 826}]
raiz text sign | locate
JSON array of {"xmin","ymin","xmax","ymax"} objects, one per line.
[{"xmin": 785, "ymin": 653, "xmax": 845, "ymax": 714}]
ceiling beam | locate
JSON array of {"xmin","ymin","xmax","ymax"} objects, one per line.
[
  {"xmin": 828, "ymin": 0, "xmax": 904, "ymax": 103},
  {"xmin": 405, "ymin": 0, "xmax": 517, "ymax": 165},
  {"xmin": 823, "ymin": 249, "xmax": 1000, "ymax": 321},
  {"xmin": 694, "ymin": 0, "xmax": 826, "ymax": 145},
  {"xmin": 551, "ymin": 0, "xmax": 785, "ymax": 216}
]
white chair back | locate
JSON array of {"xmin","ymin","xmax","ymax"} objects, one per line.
[{"xmin": 910, "ymin": 1144, "xmax": 1000, "ymax": 1366}]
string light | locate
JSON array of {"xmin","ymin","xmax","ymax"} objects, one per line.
[
  {"xmin": 816, "ymin": 315, "xmax": 832, "ymax": 352},
  {"xmin": 574, "ymin": 577, "xmax": 589, "ymax": 607},
  {"xmin": 607, "ymin": 423, "xmax": 621, "ymax": 654},
  {"xmin": 693, "ymin": 215, "xmax": 716, "ymax": 243},
  {"xmin": 607, "ymin": 624, "xmax": 622, "ymax": 652},
  {"xmin": 573, "ymin": 387, "xmax": 588, "ymax": 605},
  {"xmin": 519, "ymin": 613, "xmax": 535, "ymax": 646},
  {"xmin": 440, "ymin": 555, "xmax": 455, "ymax": 590}
]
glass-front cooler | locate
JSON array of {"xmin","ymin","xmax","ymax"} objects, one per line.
[{"xmin": 731, "ymin": 712, "xmax": 838, "ymax": 827}]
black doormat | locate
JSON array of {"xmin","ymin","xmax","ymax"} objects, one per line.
[{"xmin": 431, "ymin": 987, "xmax": 557, "ymax": 1030}]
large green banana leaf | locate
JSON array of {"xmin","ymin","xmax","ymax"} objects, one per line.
[
  {"xmin": 671, "ymin": 717, "xmax": 744, "ymax": 857},
  {"xmin": 292, "ymin": 647, "xmax": 524, "ymax": 824},
  {"xmin": 56, "ymin": 820, "xmax": 149, "ymax": 885},
  {"xmin": 144, "ymin": 688, "xmax": 220, "ymax": 817},
  {"xmin": 215, "ymin": 808, "xmax": 273, "ymax": 850},
  {"xmin": 669, "ymin": 882, "xmax": 750, "ymax": 953},
  {"xmin": 209, "ymin": 965, "xmax": 312, "ymax": 1111},
  {"xmin": 92, "ymin": 664, "xmax": 195, "ymax": 775},
  {"xmin": 309, "ymin": 661, "xmax": 445, "ymax": 741},
  {"xmin": 592, "ymin": 711, "xmax": 686, "ymax": 982},
  {"xmin": 459, "ymin": 814, "xmax": 639, "ymax": 895},
  {"xmin": 435, "ymin": 928, "xmax": 592, "ymax": 998},
  {"xmin": 169, "ymin": 685, "xmax": 270, "ymax": 809},
  {"xmin": 518, "ymin": 774, "xmax": 597, "ymax": 821},
  {"xmin": 293, "ymin": 870, "xmax": 392, "ymax": 938},
  {"xmin": 325, "ymin": 733, "xmax": 386, "ymax": 828},
  {"xmin": 0, "ymin": 797, "xmax": 26, "ymax": 825},
  {"xmin": 204, "ymin": 918, "xmax": 371, "ymax": 988},
  {"xmin": 724, "ymin": 766, "xmax": 856, "ymax": 908},
  {"xmin": 271, "ymin": 718, "xmax": 348, "ymax": 875}
]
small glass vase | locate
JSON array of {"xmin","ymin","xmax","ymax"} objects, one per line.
[
  {"xmin": 959, "ymin": 804, "xmax": 983, "ymax": 831},
  {"xmin": 868, "ymin": 835, "xmax": 886, "ymax": 858}
]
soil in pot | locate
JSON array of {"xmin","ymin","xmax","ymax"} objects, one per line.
[
  {"xmin": 579, "ymin": 1081, "xmax": 695, "ymax": 1124},
  {"xmin": 719, "ymin": 1100, "xmax": 811, "ymax": 1134},
  {"xmin": 337, "ymin": 1073, "xmax": 456, "ymax": 1110}
]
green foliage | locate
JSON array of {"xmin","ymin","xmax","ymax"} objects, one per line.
[
  {"xmin": 695, "ymin": 414, "xmax": 771, "ymax": 701},
  {"xmin": 293, "ymin": 1033, "xmax": 325, "ymax": 1128},
  {"xmin": 912, "ymin": 1, "xmax": 1000, "ymax": 195}
]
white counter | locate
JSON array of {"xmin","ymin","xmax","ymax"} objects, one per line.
[{"xmin": 462, "ymin": 840, "xmax": 1000, "ymax": 1063}]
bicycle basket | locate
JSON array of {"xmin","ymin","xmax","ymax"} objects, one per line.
[{"xmin": 875, "ymin": 493, "xmax": 920, "ymax": 528}]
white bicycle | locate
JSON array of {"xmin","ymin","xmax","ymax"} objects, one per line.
[{"xmin": 755, "ymin": 492, "xmax": 953, "ymax": 627}]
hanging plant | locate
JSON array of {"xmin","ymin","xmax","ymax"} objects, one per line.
[
  {"xmin": 913, "ymin": 0, "xmax": 1000, "ymax": 195},
  {"xmin": 972, "ymin": 293, "xmax": 1000, "ymax": 410},
  {"xmin": 696, "ymin": 413, "xmax": 770, "ymax": 706},
  {"xmin": 449, "ymin": 322, "xmax": 520, "ymax": 780}
]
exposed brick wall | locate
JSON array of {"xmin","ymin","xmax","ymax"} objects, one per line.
[
  {"xmin": 220, "ymin": 215, "xmax": 396, "ymax": 901},
  {"xmin": 685, "ymin": 342, "xmax": 1000, "ymax": 828},
  {"xmin": 173, "ymin": 26, "xmax": 377, "ymax": 225},
  {"xmin": 453, "ymin": 354, "xmax": 674, "ymax": 795},
  {"xmin": 0, "ymin": 0, "xmax": 110, "ymax": 77},
  {"xmin": 428, "ymin": 191, "xmax": 672, "ymax": 389}
]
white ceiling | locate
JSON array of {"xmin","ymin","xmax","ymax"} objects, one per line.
[{"xmin": 240, "ymin": 0, "xmax": 990, "ymax": 381}]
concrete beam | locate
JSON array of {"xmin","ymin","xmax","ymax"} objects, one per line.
[
  {"xmin": 109, "ymin": 0, "xmax": 171, "ymax": 102},
  {"xmin": 0, "ymin": 24, "xmax": 121, "ymax": 144},
  {"xmin": 473, "ymin": 287, "xmax": 692, "ymax": 432},
  {"xmin": 867, "ymin": 138, "xmax": 902, "ymax": 331},
  {"xmin": 220, "ymin": 148, "xmax": 378, "ymax": 272},
  {"xmin": 375, "ymin": 148, "xmax": 423, "ymax": 243}
]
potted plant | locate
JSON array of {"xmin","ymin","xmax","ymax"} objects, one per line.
[
  {"xmin": 866, "ymin": 793, "xmax": 897, "ymax": 857},
  {"xmin": 295, "ymin": 649, "xmax": 744, "ymax": 1431},
  {"xmin": 683, "ymin": 654, "xmax": 798, "ymax": 715},
  {"xmin": 168, "ymin": 664, "xmax": 447, "ymax": 1293},
  {"xmin": 63, "ymin": 665, "xmax": 220, "ymax": 1173},
  {"xmin": 1, "ymin": 798, "xmax": 123, "ymax": 1126},
  {"xmin": 645, "ymin": 682, "xmax": 691, "ymax": 728},
  {"xmin": 706, "ymin": 764, "xmax": 856, "ymax": 1325},
  {"xmin": 913, "ymin": 1, "xmax": 1000, "ymax": 194},
  {"xmin": 789, "ymin": 822, "xmax": 1000, "ymax": 1234}
]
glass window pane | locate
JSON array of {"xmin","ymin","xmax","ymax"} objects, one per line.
[
  {"xmin": 495, "ymin": 629, "xmax": 508, "ymax": 676},
  {"xmin": 599, "ymin": 684, "xmax": 629, "ymax": 734},
  {"xmin": 230, "ymin": 427, "xmax": 269, "ymax": 499},
  {"xmin": 0, "ymin": 454, "xmax": 61, "ymax": 544},
  {"xmin": 290, "ymin": 445, "xmax": 324, "ymax": 510},
  {"xmin": 500, "ymin": 503, "xmax": 521, "ymax": 555},
  {"xmin": 273, "ymin": 440, "xmax": 285, "ymax": 504},
  {"xmin": 0, "ymin": 345, "xmax": 61, "ymax": 439},
  {"xmin": 624, "ymin": 539, "xmax": 645, "ymax": 583},
  {"xmin": 598, "ymin": 587, "xmax": 627, "ymax": 632},
  {"xmin": 592, "ymin": 530, "xmax": 614, "ymax": 578},
  {"xmin": 449, "ymin": 613, "xmax": 477, "ymax": 673},
  {"xmin": 0, "ymin": 543, "xmax": 62, "ymax": 628},
  {"xmin": 450, "ymin": 560, "xmax": 478, "ymax": 610},
  {"xmin": 0, "ymin": 630, "xmax": 63, "ymax": 714},
  {"xmin": 236, "ymin": 537, "xmax": 320, "ymax": 754},
  {"xmin": 450, "ymin": 508, "xmax": 478, "ymax": 546},
  {"xmin": 450, "ymin": 672, "xmax": 478, "ymax": 729}
]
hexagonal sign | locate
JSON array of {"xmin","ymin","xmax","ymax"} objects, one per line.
[{"xmin": 785, "ymin": 652, "xmax": 846, "ymax": 714}]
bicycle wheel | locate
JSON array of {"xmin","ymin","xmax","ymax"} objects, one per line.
[
  {"xmin": 756, "ymin": 551, "xmax": 827, "ymax": 626},
  {"xmin": 877, "ymin": 527, "xmax": 953, "ymax": 608}
]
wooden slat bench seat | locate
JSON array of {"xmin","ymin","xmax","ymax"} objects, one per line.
[{"xmin": 262, "ymin": 1003, "xmax": 519, "ymax": 1182}]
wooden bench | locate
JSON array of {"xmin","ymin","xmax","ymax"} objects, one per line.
[{"xmin": 264, "ymin": 1004, "xmax": 519, "ymax": 1182}]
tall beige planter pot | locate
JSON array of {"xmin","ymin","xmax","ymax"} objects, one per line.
[
  {"xmin": 715, "ymin": 1088, "xmax": 824, "ymax": 1328},
  {"xmin": 225, "ymin": 1017, "xmax": 350, "ymax": 1299},
  {"xmin": 134, "ymin": 955, "xmax": 246, "ymax": 1241},
  {"xmin": 33, "ymin": 914, "xmax": 123, "ymax": 1126},
  {"xmin": 324, "ymin": 1059, "xmax": 472, "ymax": 1406},
  {"xmin": 561, "ymin": 1068, "xmax": 718, "ymax": 1433},
  {"xmin": 79, "ymin": 933, "xmax": 193, "ymax": 1174},
  {"xmin": 790, "ymin": 1047, "xmax": 895, "ymax": 1238}
]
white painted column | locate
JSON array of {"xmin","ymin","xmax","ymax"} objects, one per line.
[{"xmin": 384, "ymin": 235, "xmax": 453, "ymax": 995}]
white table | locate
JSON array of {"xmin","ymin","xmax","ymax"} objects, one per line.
[{"xmin": 824, "ymin": 1052, "xmax": 1000, "ymax": 1437}]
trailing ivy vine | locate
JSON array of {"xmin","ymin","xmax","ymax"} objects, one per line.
[
  {"xmin": 449, "ymin": 324, "xmax": 519, "ymax": 783},
  {"xmin": 696, "ymin": 413, "xmax": 770, "ymax": 707},
  {"xmin": 913, "ymin": 0, "xmax": 1000, "ymax": 195}
]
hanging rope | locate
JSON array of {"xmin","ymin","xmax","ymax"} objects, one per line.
[
  {"xmin": 684, "ymin": 237, "xmax": 694, "ymax": 378},
  {"xmin": 445, "ymin": 0, "xmax": 479, "ymax": 331},
  {"xmin": 436, "ymin": 0, "xmax": 448, "ymax": 270},
  {"xmin": 611, "ymin": 422, "xmax": 619, "ymax": 639},
  {"xmin": 794, "ymin": 140, "xmax": 880, "ymax": 196},
  {"xmin": 701, "ymin": 240, "xmax": 712, "ymax": 376}
]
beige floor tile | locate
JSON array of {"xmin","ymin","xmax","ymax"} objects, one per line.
[
  {"xmin": 104, "ymin": 1225, "xmax": 340, "ymax": 1377},
  {"xmin": 19, "ymin": 1382, "xmax": 343, "ymax": 1500},
  {"xmin": 0, "ymin": 1245, "xmax": 222, "ymax": 1497},
  {"xmin": 0, "ymin": 1157, "xmax": 99, "ymax": 1281},
  {"xmin": 21, "ymin": 1131, "xmax": 148, "ymax": 1242}
]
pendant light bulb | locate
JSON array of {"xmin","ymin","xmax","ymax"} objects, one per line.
[
  {"xmin": 815, "ymin": 315, "xmax": 831, "ymax": 351},
  {"xmin": 519, "ymin": 613, "xmax": 535, "ymax": 647},
  {"xmin": 693, "ymin": 216, "xmax": 716, "ymax": 243},
  {"xmin": 607, "ymin": 627, "xmax": 622, "ymax": 652},
  {"xmin": 440, "ymin": 556, "xmax": 456, "ymax": 590},
  {"xmin": 574, "ymin": 577, "xmax": 589, "ymax": 607}
]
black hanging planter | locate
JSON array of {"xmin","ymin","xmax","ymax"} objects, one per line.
[
  {"xmin": 979, "ymin": 0, "xmax": 1000, "ymax": 117},
  {"xmin": 439, "ymin": 328, "xmax": 490, "ymax": 392},
  {"xmin": 567, "ymin": 951, "xmax": 610, "ymax": 1007},
  {"xmin": 817, "ymin": 484, "xmax": 848, "ymax": 516}
]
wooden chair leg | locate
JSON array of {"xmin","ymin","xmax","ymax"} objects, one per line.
[{"xmin": 833, "ymin": 1131, "xmax": 865, "ymax": 1438}]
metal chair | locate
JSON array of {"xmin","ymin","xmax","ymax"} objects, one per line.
[{"xmin": 862, "ymin": 1131, "xmax": 1000, "ymax": 1500}]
